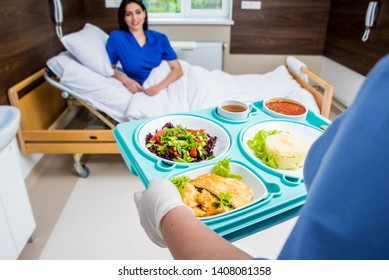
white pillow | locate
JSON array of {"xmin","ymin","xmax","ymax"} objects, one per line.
[{"xmin": 60, "ymin": 23, "xmax": 114, "ymax": 77}]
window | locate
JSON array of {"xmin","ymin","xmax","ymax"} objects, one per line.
[
  {"xmin": 105, "ymin": 0, "xmax": 233, "ymax": 25},
  {"xmin": 145, "ymin": 0, "xmax": 231, "ymax": 23}
]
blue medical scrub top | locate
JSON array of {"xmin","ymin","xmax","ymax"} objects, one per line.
[
  {"xmin": 276, "ymin": 54, "xmax": 389, "ymax": 259},
  {"xmin": 106, "ymin": 29, "xmax": 177, "ymax": 85}
]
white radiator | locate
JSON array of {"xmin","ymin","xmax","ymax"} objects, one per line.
[{"xmin": 171, "ymin": 41, "xmax": 223, "ymax": 71}]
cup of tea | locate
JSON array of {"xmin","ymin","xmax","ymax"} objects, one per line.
[{"xmin": 217, "ymin": 100, "xmax": 253, "ymax": 121}]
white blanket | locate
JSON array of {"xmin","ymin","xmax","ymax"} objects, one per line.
[{"xmin": 59, "ymin": 59, "xmax": 319, "ymax": 122}]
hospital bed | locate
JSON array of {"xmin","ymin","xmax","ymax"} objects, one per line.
[
  {"xmin": 7, "ymin": 24, "xmax": 333, "ymax": 178},
  {"xmin": 7, "ymin": 68, "xmax": 118, "ymax": 178}
]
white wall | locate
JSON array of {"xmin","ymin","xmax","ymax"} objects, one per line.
[{"xmin": 320, "ymin": 57, "xmax": 366, "ymax": 109}]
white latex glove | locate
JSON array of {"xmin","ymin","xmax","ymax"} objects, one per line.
[{"xmin": 134, "ymin": 178, "xmax": 188, "ymax": 247}]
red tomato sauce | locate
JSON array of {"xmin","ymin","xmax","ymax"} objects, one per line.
[{"xmin": 266, "ymin": 101, "xmax": 306, "ymax": 115}]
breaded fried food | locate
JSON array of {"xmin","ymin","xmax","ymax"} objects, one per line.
[
  {"xmin": 184, "ymin": 185, "xmax": 228, "ymax": 217},
  {"xmin": 192, "ymin": 206, "xmax": 207, "ymax": 217},
  {"xmin": 190, "ymin": 173, "xmax": 254, "ymax": 208},
  {"xmin": 182, "ymin": 182, "xmax": 198, "ymax": 208},
  {"xmin": 196, "ymin": 189, "xmax": 228, "ymax": 217}
]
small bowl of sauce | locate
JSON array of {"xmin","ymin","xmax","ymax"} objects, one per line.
[
  {"xmin": 217, "ymin": 100, "xmax": 253, "ymax": 121},
  {"xmin": 263, "ymin": 97, "xmax": 307, "ymax": 122}
]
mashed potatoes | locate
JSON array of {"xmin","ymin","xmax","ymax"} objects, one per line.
[{"xmin": 265, "ymin": 132, "xmax": 310, "ymax": 170}]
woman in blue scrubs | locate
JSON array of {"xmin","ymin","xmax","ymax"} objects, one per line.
[
  {"xmin": 106, "ymin": 0, "xmax": 183, "ymax": 96},
  {"xmin": 134, "ymin": 53, "xmax": 389, "ymax": 260}
]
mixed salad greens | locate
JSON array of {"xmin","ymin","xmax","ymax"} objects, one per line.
[
  {"xmin": 247, "ymin": 129, "xmax": 282, "ymax": 168},
  {"xmin": 145, "ymin": 122, "xmax": 217, "ymax": 163},
  {"xmin": 170, "ymin": 158, "xmax": 242, "ymax": 210}
]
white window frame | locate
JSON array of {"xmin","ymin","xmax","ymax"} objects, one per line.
[
  {"xmin": 105, "ymin": 0, "xmax": 233, "ymax": 25},
  {"xmin": 146, "ymin": 0, "xmax": 234, "ymax": 25}
]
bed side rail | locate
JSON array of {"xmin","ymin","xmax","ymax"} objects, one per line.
[
  {"xmin": 44, "ymin": 72, "xmax": 116, "ymax": 129},
  {"xmin": 286, "ymin": 57, "xmax": 334, "ymax": 118},
  {"xmin": 7, "ymin": 68, "xmax": 118, "ymax": 155},
  {"xmin": 8, "ymin": 68, "xmax": 68, "ymax": 131}
]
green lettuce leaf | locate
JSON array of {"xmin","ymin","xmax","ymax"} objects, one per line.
[
  {"xmin": 211, "ymin": 158, "xmax": 243, "ymax": 180},
  {"xmin": 170, "ymin": 175, "xmax": 191, "ymax": 196},
  {"xmin": 247, "ymin": 129, "xmax": 281, "ymax": 168},
  {"xmin": 212, "ymin": 192, "xmax": 234, "ymax": 210}
]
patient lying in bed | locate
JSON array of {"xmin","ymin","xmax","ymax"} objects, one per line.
[{"xmin": 46, "ymin": 23, "xmax": 319, "ymax": 122}]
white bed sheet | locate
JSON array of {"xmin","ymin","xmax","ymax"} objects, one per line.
[
  {"xmin": 47, "ymin": 53, "xmax": 319, "ymax": 122},
  {"xmin": 60, "ymin": 60, "xmax": 132, "ymax": 123}
]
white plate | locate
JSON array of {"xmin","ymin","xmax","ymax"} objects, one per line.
[
  {"xmin": 241, "ymin": 120, "xmax": 322, "ymax": 178},
  {"xmin": 137, "ymin": 114, "xmax": 231, "ymax": 165},
  {"xmin": 167, "ymin": 162, "xmax": 268, "ymax": 220}
]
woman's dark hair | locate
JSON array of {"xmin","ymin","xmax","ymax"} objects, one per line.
[{"xmin": 118, "ymin": 0, "xmax": 148, "ymax": 31}]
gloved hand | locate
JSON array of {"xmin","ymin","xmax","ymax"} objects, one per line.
[{"xmin": 134, "ymin": 178, "xmax": 189, "ymax": 247}]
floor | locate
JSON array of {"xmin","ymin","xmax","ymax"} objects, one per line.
[
  {"xmin": 18, "ymin": 108, "xmax": 342, "ymax": 260},
  {"xmin": 19, "ymin": 154, "xmax": 297, "ymax": 260}
]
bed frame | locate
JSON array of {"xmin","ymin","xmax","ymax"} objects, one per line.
[
  {"xmin": 286, "ymin": 62, "xmax": 334, "ymax": 118},
  {"xmin": 7, "ymin": 68, "xmax": 119, "ymax": 177},
  {"xmin": 7, "ymin": 63, "xmax": 333, "ymax": 178}
]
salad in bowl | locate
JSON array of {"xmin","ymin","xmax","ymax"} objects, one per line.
[
  {"xmin": 145, "ymin": 122, "xmax": 217, "ymax": 163},
  {"xmin": 137, "ymin": 114, "xmax": 231, "ymax": 165}
]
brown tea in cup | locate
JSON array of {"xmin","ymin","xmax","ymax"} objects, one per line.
[
  {"xmin": 221, "ymin": 104, "xmax": 247, "ymax": 113},
  {"xmin": 217, "ymin": 100, "xmax": 252, "ymax": 121}
]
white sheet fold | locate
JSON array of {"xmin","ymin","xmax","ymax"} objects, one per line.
[
  {"xmin": 59, "ymin": 58, "xmax": 319, "ymax": 122},
  {"xmin": 60, "ymin": 60, "xmax": 132, "ymax": 123}
]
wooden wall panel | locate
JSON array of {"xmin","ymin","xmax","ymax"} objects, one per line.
[
  {"xmin": 83, "ymin": 0, "xmax": 118, "ymax": 32},
  {"xmin": 0, "ymin": 0, "xmax": 85, "ymax": 105},
  {"xmin": 230, "ymin": 0, "xmax": 331, "ymax": 54},
  {"xmin": 324, "ymin": 0, "xmax": 389, "ymax": 75}
]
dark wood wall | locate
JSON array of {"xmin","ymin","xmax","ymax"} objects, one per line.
[
  {"xmin": 0, "ymin": 0, "xmax": 85, "ymax": 105},
  {"xmin": 83, "ymin": 1, "xmax": 117, "ymax": 32},
  {"xmin": 230, "ymin": 0, "xmax": 331, "ymax": 54},
  {"xmin": 324, "ymin": 0, "xmax": 389, "ymax": 75}
]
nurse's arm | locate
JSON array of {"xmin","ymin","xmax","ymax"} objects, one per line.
[{"xmin": 161, "ymin": 206, "xmax": 253, "ymax": 260}]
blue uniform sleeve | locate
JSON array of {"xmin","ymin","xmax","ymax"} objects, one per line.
[
  {"xmin": 160, "ymin": 34, "xmax": 177, "ymax": 61},
  {"xmin": 277, "ymin": 54, "xmax": 389, "ymax": 259}
]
